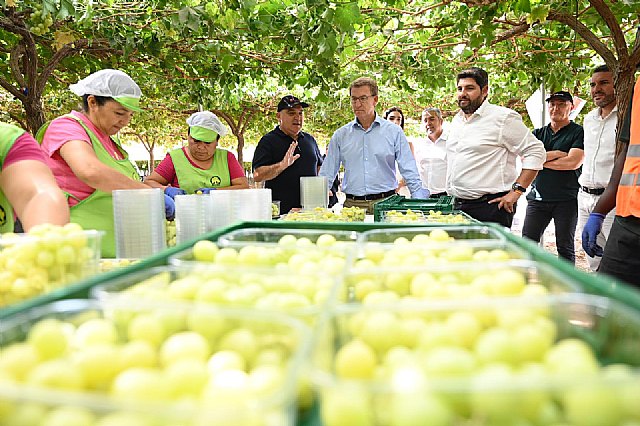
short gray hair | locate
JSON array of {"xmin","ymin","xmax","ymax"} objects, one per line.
[{"xmin": 423, "ymin": 107, "xmax": 443, "ymax": 120}]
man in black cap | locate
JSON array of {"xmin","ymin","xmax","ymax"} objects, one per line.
[
  {"xmin": 252, "ymin": 95, "xmax": 324, "ymax": 214},
  {"xmin": 523, "ymin": 90, "xmax": 585, "ymax": 264}
]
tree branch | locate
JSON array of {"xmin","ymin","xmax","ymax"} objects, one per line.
[
  {"xmin": 0, "ymin": 75, "xmax": 21, "ymax": 98},
  {"xmin": 588, "ymin": 0, "xmax": 628, "ymax": 62},
  {"xmin": 547, "ymin": 10, "xmax": 616, "ymax": 66},
  {"xmin": 491, "ymin": 20, "xmax": 530, "ymax": 45}
]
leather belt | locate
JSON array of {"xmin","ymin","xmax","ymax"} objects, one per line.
[
  {"xmin": 455, "ymin": 191, "xmax": 509, "ymax": 205},
  {"xmin": 581, "ymin": 186, "xmax": 605, "ymax": 195},
  {"xmin": 345, "ymin": 189, "xmax": 395, "ymax": 201}
]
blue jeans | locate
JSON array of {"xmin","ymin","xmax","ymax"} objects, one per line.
[{"xmin": 522, "ymin": 198, "xmax": 578, "ymax": 264}]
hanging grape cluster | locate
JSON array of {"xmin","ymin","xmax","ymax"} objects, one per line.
[{"xmin": 28, "ymin": 3, "xmax": 54, "ymax": 36}]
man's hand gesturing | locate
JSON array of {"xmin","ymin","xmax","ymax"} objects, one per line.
[{"xmin": 281, "ymin": 141, "xmax": 301, "ymax": 169}]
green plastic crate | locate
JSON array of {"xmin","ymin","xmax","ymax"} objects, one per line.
[{"xmin": 373, "ymin": 195, "xmax": 455, "ymax": 222}]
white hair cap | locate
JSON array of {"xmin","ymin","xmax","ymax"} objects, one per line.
[
  {"xmin": 186, "ymin": 111, "xmax": 229, "ymax": 138},
  {"xmin": 69, "ymin": 69, "xmax": 142, "ymax": 99}
]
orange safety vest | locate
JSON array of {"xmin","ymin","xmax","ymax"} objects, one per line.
[{"xmin": 617, "ymin": 75, "xmax": 640, "ymax": 217}]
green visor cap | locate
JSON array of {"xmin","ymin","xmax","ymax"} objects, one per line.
[
  {"xmin": 114, "ymin": 96, "xmax": 142, "ymax": 112},
  {"xmin": 189, "ymin": 126, "xmax": 218, "ymax": 143}
]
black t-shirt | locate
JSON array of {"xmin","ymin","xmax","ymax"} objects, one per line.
[
  {"xmin": 527, "ymin": 121, "xmax": 584, "ymax": 202},
  {"xmin": 252, "ymin": 126, "xmax": 323, "ymax": 213}
]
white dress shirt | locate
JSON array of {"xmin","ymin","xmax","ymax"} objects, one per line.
[
  {"xmin": 579, "ymin": 106, "xmax": 618, "ymax": 189},
  {"xmin": 413, "ymin": 132, "xmax": 448, "ymax": 194},
  {"xmin": 446, "ymin": 100, "xmax": 545, "ymax": 199}
]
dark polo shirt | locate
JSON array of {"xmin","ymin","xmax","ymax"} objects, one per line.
[
  {"xmin": 252, "ymin": 126, "xmax": 323, "ymax": 214},
  {"xmin": 527, "ymin": 121, "xmax": 584, "ymax": 202}
]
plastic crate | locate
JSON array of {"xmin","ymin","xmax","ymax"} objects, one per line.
[
  {"xmin": 311, "ymin": 294, "xmax": 640, "ymax": 426},
  {"xmin": 373, "ymin": 195, "xmax": 455, "ymax": 222},
  {"xmin": 0, "ymin": 299, "xmax": 310, "ymax": 426}
]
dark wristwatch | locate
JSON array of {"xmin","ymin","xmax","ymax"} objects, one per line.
[{"xmin": 512, "ymin": 182, "xmax": 527, "ymax": 194}]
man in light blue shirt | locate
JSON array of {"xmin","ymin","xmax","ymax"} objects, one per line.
[{"xmin": 319, "ymin": 77, "xmax": 429, "ymax": 213}]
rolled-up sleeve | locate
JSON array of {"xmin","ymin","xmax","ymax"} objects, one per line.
[{"xmin": 502, "ymin": 112, "xmax": 545, "ymax": 170}]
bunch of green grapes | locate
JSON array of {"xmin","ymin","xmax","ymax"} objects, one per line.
[
  {"xmin": 0, "ymin": 223, "xmax": 99, "ymax": 307},
  {"xmin": 165, "ymin": 220, "xmax": 176, "ymax": 247},
  {"xmin": 426, "ymin": 210, "xmax": 471, "ymax": 224},
  {"xmin": 339, "ymin": 206, "xmax": 365, "ymax": 222},
  {"xmin": 27, "ymin": 2, "xmax": 54, "ymax": 36}
]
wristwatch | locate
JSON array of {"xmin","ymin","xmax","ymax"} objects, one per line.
[{"xmin": 512, "ymin": 182, "xmax": 527, "ymax": 194}]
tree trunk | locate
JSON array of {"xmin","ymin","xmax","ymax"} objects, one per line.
[
  {"xmin": 23, "ymin": 96, "xmax": 46, "ymax": 134},
  {"xmin": 613, "ymin": 58, "xmax": 638, "ymax": 155},
  {"xmin": 236, "ymin": 132, "xmax": 245, "ymax": 164},
  {"xmin": 149, "ymin": 150, "xmax": 155, "ymax": 173}
]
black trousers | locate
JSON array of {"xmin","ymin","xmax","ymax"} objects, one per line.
[
  {"xmin": 455, "ymin": 192, "xmax": 514, "ymax": 228},
  {"xmin": 599, "ymin": 215, "xmax": 640, "ymax": 288},
  {"xmin": 522, "ymin": 199, "xmax": 578, "ymax": 264}
]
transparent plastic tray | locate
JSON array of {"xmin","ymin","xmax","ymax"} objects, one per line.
[
  {"xmin": 345, "ymin": 260, "xmax": 585, "ymax": 303},
  {"xmin": 0, "ymin": 229, "xmax": 102, "ymax": 309},
  {"xmin": 91, "ymin": 265, "xmax": 344, "ymax": 321},
  {"xmin": 311, "ymin": 293, "xmax": 640, "ymax": 426},
  {"xmin": 0, "ymin": 299, "xmax": 310, "ymax": 426}
]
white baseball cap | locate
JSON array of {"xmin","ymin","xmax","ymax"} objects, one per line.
[{"xmin": 69, "ymin": 69, "xmax": 142, "ymax": 112}]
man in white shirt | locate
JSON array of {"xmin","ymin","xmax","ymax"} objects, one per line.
[
  {"xmin": 578, "ymin": 64, "xmax": 618, "ymax": 271},
  {"xmin": 413, "ymin": 107, "xmax": 448, "ymax": 198},
  {"xmin": 447, "ymin": 67, "xmax": 546, "ymax": 228}
]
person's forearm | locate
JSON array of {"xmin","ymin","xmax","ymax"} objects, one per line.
[
  {"xmin": 254, "ymin": 163, "xmax": 285, "ymax": 181},
  {"xmin": 77, "ymin": 162, "xmax": 148, "ymax": 192},
  {"xmin": 143, "ymin": 178, "xmax": 165, "ymax": 189},
  {"xmin": 217, "ymin": 178, "xmax": 250, "ymax": 190},
  {"xmin": 546, "ymin": 150, "xmax": 567, "ymax": 162},
  {"xmin": 515, "ymin": 169, "xmax": 538, "ymax": 188},
  {"xmin": 594, "ymin": 143, "xmax": 627, "ymax": 215},
  {"xmin": 543, "ymin": 156, "xmax": 583, "ymax": 170}
]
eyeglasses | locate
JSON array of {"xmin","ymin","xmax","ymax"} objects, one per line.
[{"xmin": 350, "ymin": 95, "xmax": 372, "ymax": 104}]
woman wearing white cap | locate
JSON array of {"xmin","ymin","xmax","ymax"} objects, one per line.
[
  {"xmin": 144, "ymin": 111, "xmax": 249, "ymax": 196},
  {"xmin": 0, "ymin": 122, "xmax": 69, "ymax": 232},
  {"xmin": 39, "ymin": 69, "xmax": 174, "ymax": 257}
]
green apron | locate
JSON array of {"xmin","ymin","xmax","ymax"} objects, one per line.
[
  {"xmin": 169, "ymin": 147, "xmax": 231, "ymax": 193},
  {"xmin": 0, "ymin": 123, "xmax": 26, "ymax": 233},
  {"xmin": 42, "ymin": 114, "xmax": 139, "ymax": 257}
]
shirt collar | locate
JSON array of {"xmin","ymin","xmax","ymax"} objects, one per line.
[
  {"xmin": 351, "ymin": 113, "xmax": 383, "ymax": 129},
  {"xmin": 598, "ymin": 105, "xmax": 618, "ymax": 120},
  {"xmin": 457, "ymin": 99, "xmax": 490, "ymax": 122},
  {"xmin": 275, "ymin": 125, "xmax": 304, "ymax": 140}
]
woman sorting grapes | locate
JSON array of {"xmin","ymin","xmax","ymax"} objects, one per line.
[
  {"xmin": 0, "ymin": 122, "xmax": 69, "ymax": 232},
  {"xmin": 39, "ymin": 69, "xmax": 174, "ymax": 257},
  {"xmin": 144, "ymin": 111, "xmax": 249, "ymax": 198}
]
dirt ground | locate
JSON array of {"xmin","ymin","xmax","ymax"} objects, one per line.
[{"xmin": 511, "ymin": 198, "xmax": 590, "ymax": 272}]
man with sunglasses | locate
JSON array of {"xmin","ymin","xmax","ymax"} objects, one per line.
[
  {"xmin": 319, "ymin": 77, "xmax": 428, "ymax": 214},
  {"xmin": 252, "ymin": 95, "xmax": 324, "ymax": 214},
  {"xmin": 144, "ymin": 111, "xmax": 249, "ymax": 196}
]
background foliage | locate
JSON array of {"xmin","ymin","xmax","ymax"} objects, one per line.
[{"xmin": 1, "ymin": 0, "xmax": 639, "ymax": 164}]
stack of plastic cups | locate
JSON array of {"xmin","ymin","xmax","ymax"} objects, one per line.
[
  {"xmin": 113, "ymin": 188, "xmax": 166, "ymax": 259},
  {"xmin": 175, "ymin": 194, "xmax": 210, "ymax": 245},
  {"xmin": 209, "ymin": 190, "xmax": 234, "ymax": 231},
  {"xmin": 300, "ymin": 176, "xmax": 328, "ymax": 209},
  {"xmin": 232, "ymin": 189, "xmax": 272, "ymax": 221}
]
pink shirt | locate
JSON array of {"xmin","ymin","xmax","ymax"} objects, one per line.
[
  {"xmin": 154, "ymin": 147, "xmax": 245, "ymax": 188},
  {"xmin": 40, "ymin": 111, "xmax": 127, "ymax": 206},
  {"xmin": 3, "ymin": 132, "xmax": 47, "ymax": 169}
]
